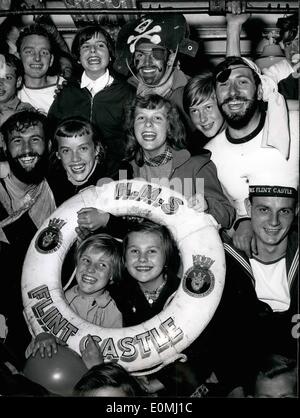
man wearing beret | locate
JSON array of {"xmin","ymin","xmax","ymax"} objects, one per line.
[{"xmin": 114, "ymin": 13, "xmax": 198, "ymax": 130}]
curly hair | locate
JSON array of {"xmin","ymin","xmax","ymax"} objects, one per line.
[
  {"xmin": 50, "ymin": 117, "xmax": 106, "ymax": 168},
  {"xmin": 0, "ymin": 109, "xmax": 50, "ymax": 146},
  {"xmin": 75, "ymin": 233, "xmax": 123, "ymax": 284},
  {"xmin": 123, "ymin": 94, "xmax": 186, "ymax": 166},
  {"xmin": 183, "ymin": 71, "xmax": 215, "ymax": 114}
]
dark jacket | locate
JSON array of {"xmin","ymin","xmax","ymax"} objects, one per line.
[
  {"xmin": 181, "ymin": 237, "xmax": 268, "ymax": 394},
  {"xmin": 111, "ymin": 275, "xmax": 201, "ymax": 396},
  {"xmin": 278, "ymin": 73, "xmax": 299, "ymax": 100},
  {"xmin": 111, "ymin": 274, "xmax": 180, "ymax": 327},
  {"xmin": 48, "ymin": 78, "xmax": 135, "ymax": 173},
  {"xmin": 47, "ymin": 160, "xmax": 133, "ymax": 207},
  {"xmin": 131, "ymin": 148, "xmax": 236, "ymax": 230}
]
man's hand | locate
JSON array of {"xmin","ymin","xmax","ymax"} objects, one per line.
[
  {"xmin": 77, "ymin": 207, "xmax": 110, "ymax": 231},
  {"xmin": 233, "ymin": 219, "xmax": 257, "ymax": 258},
  {"xmin": 75, "ymin": 226, "xmax": 92, "ymax": 242},
  {"xmin": 0, "ymin": 0, "xmax": 11, "ymax": 10},
  {"xmin": 187, "ymin": 194, "xmax": 208, "ymax": 213},
  {"xmin": 80, "ymin": 334, "xmax": 103, "ymax": 369},
  {"xmin": 226, "ymin": 1, "xmax": 249, "ymax": 26},
  {"xmin": 31, "ymin": 332, "xmax": 67, "ymax": 358},
  {"xmin": 227, "ymin": 0, "xmax": 247, "ymax": 15}
]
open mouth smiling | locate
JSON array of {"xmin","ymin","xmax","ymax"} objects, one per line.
[
  {"xmin": 18, "ymin": 156, "xmax": 38, "ymax": 167},
  {"xmin": 70, "ymin": 163, "xmax": 86, "ymax": 173}
]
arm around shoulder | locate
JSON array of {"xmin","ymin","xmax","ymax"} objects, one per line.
[{"xmin": 197, "ymin": 160, "xmax": 236, "ymax": 229}]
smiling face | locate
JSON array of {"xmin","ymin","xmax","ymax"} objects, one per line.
[
  {"xmin": 79, "ymin": 33, "xmax": 110, "ymax": 80},
  {"xmin": 19, "ymin": 34, "xmax": 54, "ymax": 81},
  {"xmin": 216, "ymin": 65, "xmax": 260, "ymax": 128},
  {"xmin": 249, "ymin": 196, "xmax": 296, "ymax": 248},
  {"xmin": 280, "ymin": 28, "xmax": 299, "ymax": 65},
  {"xmin": 5, "ymin": 121, "xmax": 47, "ymax": 184},
  {"xmin": 56, "ymin": 133, "xmax": 99, "ymax": 183},
  {"xmin": 0, "ymin": 65, "xmax": 21, "ymax": 104},
  {"xmin": 134, "ymin": 42, "xmax": 168, "ymax": 85},
  {"xmin": 134, "ymin": 105, "xmax": 169, "ymax": 158},
  {"xmin": 125, "ymin": 231, "xmax": 166, "ymax": 291},
  {"xmin": 189, "ymin": 94, "xmax": 224, "ymax": 138},
  {"xmin": 76, "ymin": 247, "xmax": 113, "ymax": 296}
]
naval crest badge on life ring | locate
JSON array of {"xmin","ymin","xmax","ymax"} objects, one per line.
[
  {"xmin": 35, "ymin": 218, "xmax": 66, "ymax": 254},
  {"xmin": 183, "ymin": 255, "xmax": 215, "ymax": 297}
]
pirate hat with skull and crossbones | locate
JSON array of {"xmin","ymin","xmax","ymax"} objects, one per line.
[{"xmin": 114, "ymin": 13, "xmax": 198, "ymax": 76}]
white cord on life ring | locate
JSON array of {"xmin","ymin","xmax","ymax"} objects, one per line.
[{"xmin": 22, "ymin": 180, "xmax": 225, "ymax": 374}]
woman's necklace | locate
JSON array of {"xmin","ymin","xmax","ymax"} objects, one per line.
[{"xmin": 142, "ymin": 280, "xmax": 167, "ymax": 306}]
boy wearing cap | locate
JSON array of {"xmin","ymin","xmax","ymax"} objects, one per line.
[{"xmin": 204, "ymin": 56, "xmax": 299, "ymax": 256}]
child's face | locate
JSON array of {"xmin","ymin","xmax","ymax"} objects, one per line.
[
  {"xmin": 56, "ymin": 133, "xmax": 99, "ymax": 183},
  {"xmin": 79, "ymin": 33, "xmax": 110, "ymax": 80},
  {"xmin": 255, "ymin": 373, "xmax": 297, "ymax": 398},
  {"xmin": 280, "ymin": 28, "xmax": 299, "ymax": 65},
  {"xmin": 0, "ymin": 65, "xmax": 21, "ymax": 104},
  {"xmin": 134, "ymin": 106, "xmax": 169, "ymax": 158},
  {"xmin": 125, "ymin": 231, "xmax": 166, "ymax": 290},
  {"xmin": 189, "ymin": 95, "xmax": 224, "ymax": 138},
  {"xmin": 20, "ymin": 35, "xmax": 54, "ymax": 80},
  {"xmin": 76, "ymin": 247, "xmax": 113, "ymax": 296}
]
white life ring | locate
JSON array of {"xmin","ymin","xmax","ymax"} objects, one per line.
[{"xmin": 22, "ymin": 180, "xmax": 225, "ymax": 374}]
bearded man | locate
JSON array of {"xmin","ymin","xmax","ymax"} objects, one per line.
[
  {"xmin": 204, "ymin": 57, "xmax": 299, "ymax": 257},
  {"xmin": 114, "ymin": 13, "xmax": 198, "ymax": 132},
  {"xmin": 0, "ymin": 110, "xmax": 55, "ymax": 365}
]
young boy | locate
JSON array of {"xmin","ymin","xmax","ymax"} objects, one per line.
[
  {"xmin": 27, "ymin": 234, "xmax": 123, "ymax": 361},
  {"xmin": 16, "ymin": 24, "xmax": 64, "ymax": 115},
  {"xmin": 0, "ymin": 53, "xmax": 33, "ymax": 127}
]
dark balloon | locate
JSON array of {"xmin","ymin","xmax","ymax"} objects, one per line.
[{"xmin": 23, "ymin": 345, "xmax": 88, "ymax": 396}]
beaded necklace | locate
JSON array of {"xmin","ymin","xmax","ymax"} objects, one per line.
[{"xmin": 142, "ymin": 280, "xmax": 167, "ymax": 306}]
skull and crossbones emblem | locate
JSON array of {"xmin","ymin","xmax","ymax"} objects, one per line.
[{"xmin": 127, "ymin": 19, "xmax": 162, "ymax": 53}]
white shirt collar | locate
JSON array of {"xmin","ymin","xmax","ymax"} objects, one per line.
[{"xmin": 81, "ymin": 70, "xmax": 113, "ymax": 96}]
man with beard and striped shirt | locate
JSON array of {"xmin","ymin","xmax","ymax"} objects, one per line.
[{"xmin": 0, "ymin": 110, "xmax": 55, "ymax": 366}]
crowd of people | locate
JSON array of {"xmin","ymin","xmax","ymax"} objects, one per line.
[{"xmin": 0, "ymin": 0, "xmax": 298, "ymax": 398}]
